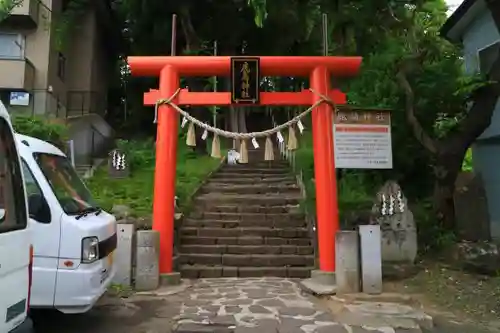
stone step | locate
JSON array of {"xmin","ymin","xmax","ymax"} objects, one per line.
[
  {"xmin": 180, "ymin": 264, "xmax": 312, "ymax": 279},
  {"xmin": 181, "ymin": 236, "xmax": 312, "ymax": 246},
  {"xmin": 207, "ymin": 178, "xmax": 297, "ymax": 185},
  {"xmin": 233, "ymin": 163, "xmax": 290, "ymax": 169},
  {"xmin": 192, "ymin": 204, "xmax": 302, "ymax": 214},
  {"xmin": 207, "ymin": 175, "xmax": 297, "ymax": 185},
  {"xmin": 187, "ymin": 211, "xmax": 304, "ymax": 221},
  {"xmin": 219, "ymin": 167, "xmax": 291, "ymax": 174},
  {"xmin": 183, "ymin": 218, "xmax": 307, "ymax": 228},
  {"xmin": 212, "ymin": 172, "xmax": 295, "ymax": 179},
  {"xmin": 195, "ymin": 194, "xmax": 301, "ymax": 206},
  {"xmin": 180, "ymin": 253, "xmax": 315, "ymax": 267},
  {"xmin": 246, "ymin": 160, "xmax": 289, "ymax": 165},
  {"xmin": 201, "ymin": 183, "xmax": 299, "ymax": 195},
  {"xmin": 180, "ymin": 244, "xmax": 313, "ymax": 255},
  {"xmin": 180, "ymin": 227, "xmax": 310, "ymax": 238}
]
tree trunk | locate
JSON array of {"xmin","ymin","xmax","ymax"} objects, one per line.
[
  {"xmin": 238, "ymin": 107, "xmax": 248, "ymax": 133},
  {"xmin": 397, "ymin": 52, "xmax": 500, "ymax": 231},
  {"xmin": 486, "ymin": 0, "xmax": 500, "ymax": 30},
  {"xmin": 178, "ymin": 4, "xmax": 208, "ymax": 155},
  {"xmin": 186, "ymin": 77, "xmax": 209, "ymax": 154},
  {"xmin": 225, "ymin": 78, "xmax": 240, "ymax": 149},
  {"xmin": 432, "ymin": 149, "xmax": 464, "ymax": 230}
]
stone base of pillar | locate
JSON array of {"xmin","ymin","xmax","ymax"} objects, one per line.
[
  {"xmin": 298, "ymin": 270, "xmax": 337, "ymax": 296},
  {"xmin": 160, "ymin": 272, "xmax": 181, "ymax": 286}
]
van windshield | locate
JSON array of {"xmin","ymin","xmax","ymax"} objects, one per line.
[{"xmin": 34, "ymin": 153, "xmax": 99, "ymax": 215}]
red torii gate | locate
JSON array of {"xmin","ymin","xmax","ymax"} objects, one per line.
[{"xmin": 127, "ymin": 55, "xmax": 362, "ymax": 276}]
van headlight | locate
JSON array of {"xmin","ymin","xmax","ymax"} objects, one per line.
[{"xmin": 81, "ymin": 237, "xmax": 99, "ymax": 263}]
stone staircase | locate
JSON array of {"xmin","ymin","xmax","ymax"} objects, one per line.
[{"xmin": 178, "ymin": 156, "xmax": 315, "ymax": 279}]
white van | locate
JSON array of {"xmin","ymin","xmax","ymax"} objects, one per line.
[
  {"xmin": 0, "ymin": 105, "xmax": 33, "ymax": 332},
  {"xmin": 16, "ymin": 134, "xmax": 117, "ymax": 314}
]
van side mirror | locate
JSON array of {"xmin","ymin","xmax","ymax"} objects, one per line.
[{"xmin": 28, "ymin": 194, "xmax": 51, "ymax": 224}]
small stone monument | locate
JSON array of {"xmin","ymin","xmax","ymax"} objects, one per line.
[
  {"xmin": 108, "ymin": 149, "xmax": 130, "ymax": 178},
  {"xmin": 371, "ymin": 181, "xmax": 417, "ymax": 264}
]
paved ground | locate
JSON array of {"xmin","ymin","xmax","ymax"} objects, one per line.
[{"xmin": 31, "ymin": 277, "xmax": 489, "ymax": 333}]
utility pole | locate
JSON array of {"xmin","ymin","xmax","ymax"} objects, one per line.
[
  {"xmin": 171, "ymin": 14, "xmax": 177, "ymax": 56},
  {"xmin": 213, "ymin": 40, "xmax": 217, "ymax": 127},
  {"xmin": 322, "ymin": 13, "xmax": 328, "ymax": 56}
]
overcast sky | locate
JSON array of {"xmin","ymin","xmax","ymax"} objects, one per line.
[{"xmin": 446, "ymin": 0, "xmax": 463, "ymax": 13}]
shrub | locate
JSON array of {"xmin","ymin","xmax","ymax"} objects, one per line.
[
  {"xmin": 462, "ymin": 148, "xmax": 473, "ymax": 171},
  {"xmin": 11, "ymin": 116, "xmax": 68, "ymax": 149},
  {"xmin": 115, "ymin": 138, "xmax": 155, "ymax": 169},
  {"xmin": 87, "ymin": 138, "xmax": 223, "ymax": 217}
]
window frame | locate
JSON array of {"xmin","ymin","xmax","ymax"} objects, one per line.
[
  {"xmin": 477, "ymin": 41, "xmax": 500, "ymax": 75},
  {"xmin": 57, "ymin": 52, "xmax": 66, "ymax": 80},
  {"xmin": 0, "ymin": 118, "xmax": 27, "ymax": 234},
  {"xmin": 20, "ymin": 158, "xmax": 51, "ymax": 224},
  {"xmin": 33, "ymin": 152, "xmax": 97, "ymax": 215},
  {"xmin": 0, "ymin": 32, "xmax": 25, "ymax": 59}
]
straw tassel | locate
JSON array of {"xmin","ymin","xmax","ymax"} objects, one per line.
[
  {"xmin": 287, "ymin": 125, "xmax": 298, "ymax": 151},
  {"xmin": 211, "ymin": 134, "xmax": 221, "ymax": 158},
  {"xmin": 239, "ymin": 139, "xmax": 248, "ymax": 164},
  {"xmin": 186, "ymin": 122, "xmax": 196, "ymax": 147},
  {"xmin": 264, "ymin": 136, "xmax": 274, "ymax": 161}
]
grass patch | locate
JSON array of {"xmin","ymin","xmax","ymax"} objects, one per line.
[{"xmin": 86, "ymin": 139, "xmax": 223, "ymax": 217}]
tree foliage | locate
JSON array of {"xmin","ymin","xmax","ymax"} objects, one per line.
[
  {"xmin": 4, "ymin": 0, "xmax": 494, "ymax": 231},
  {"xmin": 110, "ymin": 0, "xmax": 493, "ymax": 230}
]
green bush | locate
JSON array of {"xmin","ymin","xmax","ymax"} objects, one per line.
[
  {"xmin": 462, "ymin": 148, "xmax": 473, "ymax": 172},
  {"xmin": 86, "ymin": 138, "xmax": 222, "ymax": 217},
  {"xmin": 11, "ymin": 116, "xmax": 69, "ymax": 149},
  {"xmin": 115, "ymin": 138, "xmax": 155, "ymax": 169},
  {"xmin": 294, "ymin": 131, "xmax": 375, "ymax": 217}
]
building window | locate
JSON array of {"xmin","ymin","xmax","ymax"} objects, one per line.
[
  {"xmin": 0, "ymin": 33, "xmax": 25, "ymax": 59},
  {"xmin": 57, "ymin": 52, "xmax": 66, "ymax": 80},
  {"xmin": 478, "ymin": 42, "xmax": 500, "ymax": 75}
]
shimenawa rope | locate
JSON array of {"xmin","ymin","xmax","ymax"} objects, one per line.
[{"xmin": 153, "ymin": 88, "xmax": 336, "ymax": 163}]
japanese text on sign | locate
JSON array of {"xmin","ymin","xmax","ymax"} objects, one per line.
[
  {"xmin": 230, "ymin": 57, "xmax": 260, "ymax": 104},
  {"xmin": 333, "ymin": 110, "xmax": 393, "ymax": 169}
]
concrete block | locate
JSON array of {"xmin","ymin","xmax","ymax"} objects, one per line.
[
  {"xmin": 311, "ymin": 269, "xmax": 336, "ymax": 285},
  {"xmin": 160, "ymin": 272, "xmax": 181, "ymax": 286},
  {"xmin": 359, "ymin": 225, "xmax": 382, "ymax": 294},
  {"xmin": 335, "ymin": 231, "xmax": 360, "ymax": 294},
  {"xmin": 134, "ymin": 230, "xmax": 160, "ymax": 291},
  {"xmin": 112, "ymin": 223, "xmax": 135, "ymax": 286},
  {"xmin": 299, "ymin": 270, "xmax": 337, "ymax": 296}
]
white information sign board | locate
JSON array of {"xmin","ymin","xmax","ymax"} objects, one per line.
[{"xmin": 333, "ymin": 110, "xmax": 393, "ymax": 169}]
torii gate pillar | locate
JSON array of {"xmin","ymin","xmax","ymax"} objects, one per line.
[{"xmin": 128, "ymin": 55, "xmax": 362, "ymax": 277}]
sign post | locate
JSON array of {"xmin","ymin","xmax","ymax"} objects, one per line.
[{"xmin": 333, "ymin": 109, "xmax": 393, "ymax": 169}]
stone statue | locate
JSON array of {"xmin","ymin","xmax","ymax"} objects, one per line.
[{"xmin": 371, "ymin": 181, "xmax": 417, "ymax": 264}]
